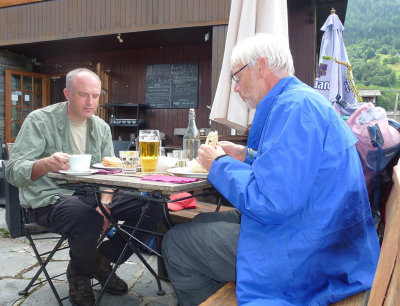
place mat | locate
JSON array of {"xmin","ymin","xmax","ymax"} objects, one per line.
[{"xmin": 141, "ymin": 174, "xmax": 199, "ymax": 183}]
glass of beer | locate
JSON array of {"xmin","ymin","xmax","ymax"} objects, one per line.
[{"xmin": 139, "ymin": 130, "xmax": 160, "ymax": 173}]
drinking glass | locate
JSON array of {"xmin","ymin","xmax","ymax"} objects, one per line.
[
  {"xmin": 173, "ymin": 150, "xmax": 189, "ymax": 168},
  {"xmin": 138, "ymin": 130, "xmax": 160, "ymax": 173},
  {"xmin": 119, "ymin": 151, "xmax": 139, "ymax": 174}
]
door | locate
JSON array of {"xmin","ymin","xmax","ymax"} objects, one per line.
[
  {"xmin": 5, "ymin": 70, "xmax": 50, "ymax": 143},
  {"xmin": 96, "ymin": 62, "xmax": 111, "ymax": 121},
  {"xmin": 49, "ymin": 74, "xmax": 66, "ymax": 105}
]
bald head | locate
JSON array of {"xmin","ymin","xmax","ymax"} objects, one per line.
[{"xmin": 66, "ymin": 68, "xmax": 101, "ymax": 92}]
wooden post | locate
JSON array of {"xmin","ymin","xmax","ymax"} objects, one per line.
[{"xmin": 394, "ymin": 92, "xmax": 399, "ymax": 121}]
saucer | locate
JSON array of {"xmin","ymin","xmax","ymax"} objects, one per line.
[{"xmin": 59, "ymin": 169, "xmax": 99, "ymax": 176}]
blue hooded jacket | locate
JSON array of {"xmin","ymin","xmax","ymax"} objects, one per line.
[{"xmin": 208, "ymin": 76, "xmax": 380, "ymax": 305}]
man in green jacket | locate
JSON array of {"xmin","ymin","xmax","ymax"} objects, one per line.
[{"xmin": 6, "ymin": 68, "xmax": 162, "ymax": 306}]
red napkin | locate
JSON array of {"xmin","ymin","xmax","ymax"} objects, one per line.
[
  {"xmin": 168, "ymin": 192, "xmax": 197, "ymax": 211},
  {"xmin": 141, "ymin": 175, "xmax": 199, "ymax": 183}
]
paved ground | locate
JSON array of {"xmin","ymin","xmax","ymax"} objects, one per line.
[{"xmin": 0, "ymin": 207, "xmax": 177, "ymax": 306}]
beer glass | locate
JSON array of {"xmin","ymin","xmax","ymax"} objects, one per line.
[{"xmin": 139, "ymin": 130, "xmax": 160, "ymax": 173}]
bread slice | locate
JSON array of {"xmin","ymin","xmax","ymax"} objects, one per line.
[
  {"xmin": 205, "ymin": 131, "xmax": 218, "ymax": 148},
  {"xmin": 102, "ymin": 156, "xmax": 121, "ymax": 167}
]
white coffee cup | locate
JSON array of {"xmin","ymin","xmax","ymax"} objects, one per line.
[{"xmin": 68, "ymin": 154, "xmax": 92, "ymax": 172}]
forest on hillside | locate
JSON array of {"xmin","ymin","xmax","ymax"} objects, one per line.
[{"xmin": 343, "ymin": 0, "xmax": 400, "ymax": 110}]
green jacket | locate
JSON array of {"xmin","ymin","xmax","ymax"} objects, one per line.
[{"xmin": 5, "ymin": 102, "xmax": 114, "ymax": 209}]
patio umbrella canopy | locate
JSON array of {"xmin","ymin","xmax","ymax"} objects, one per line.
[
  {"xmin": 209, "ymin": 0, "xmax": 288, "ymax": 132},
  {"xmin": 314, "ymin": 9, "xmax": 360, "ymax": 116}
]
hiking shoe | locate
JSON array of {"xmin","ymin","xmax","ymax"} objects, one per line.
[
  {"xmin": 93, "ymin": 252, "xmax": 128, "ymax": 295},
  {"xmin": 66, "ymin": 263, "xmax": 95, "ymax": 306}
]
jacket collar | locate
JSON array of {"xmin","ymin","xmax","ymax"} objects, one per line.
[{"xmin": 247, "ymin": 76, "xmax": 300, "ymax": 149}]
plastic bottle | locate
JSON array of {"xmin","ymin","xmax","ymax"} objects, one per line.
[{"xmin": 183, "ymin": 108, "xmax": 200, "ymax": 160}]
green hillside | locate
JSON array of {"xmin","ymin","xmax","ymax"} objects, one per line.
[{"xmin": 343, "ymin": 0, "xmax": 400, "ymax": 110}]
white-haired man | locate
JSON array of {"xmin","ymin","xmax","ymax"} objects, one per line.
[
  {"xmin": 162, "ymin": 34, "xmax": 380, "ymax": 305},
  {"xmin": 6, "ymin": 68, "xmax": 162, "ymax": 306}
]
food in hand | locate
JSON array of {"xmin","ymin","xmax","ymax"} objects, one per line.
[
  {"xmin": 205, "ymin": 131, "xmax": 218, "ymax": 148},
  {"xmin": 102, "ymin": 156, "xmax": 121, "ymax": 167},
  {"xmin": 188, "ymin": 159, "xmax": 208, "ymax": 173}
]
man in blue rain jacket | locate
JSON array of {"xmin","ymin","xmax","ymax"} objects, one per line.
[{"xmin": 162, "ymin": 34, "xmax": 380, "ymax": 305}]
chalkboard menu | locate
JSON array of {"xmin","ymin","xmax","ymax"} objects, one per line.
[{"xmin": 145, "ymin": 63, "xmax": 198, "ymax": 108}]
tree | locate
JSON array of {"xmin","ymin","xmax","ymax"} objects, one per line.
[
  {"xmin": 378, "ymin": 45, "xmax": 389, "ymax": 55},
  {"xmin": 365, "ymin": 47, "xmax": 376, "ymax": 59}
]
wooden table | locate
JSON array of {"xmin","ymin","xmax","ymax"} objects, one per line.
[{"xmin": 48, "ymin": 172, "xmax": 211, "ymax": 195}]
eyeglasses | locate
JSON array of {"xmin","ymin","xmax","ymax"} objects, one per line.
[{"xmin": 231, "ymin": 63, "xmax": 249, "ymax": 82}]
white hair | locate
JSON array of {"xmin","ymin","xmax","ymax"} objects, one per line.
[
  {"xmin": 231, "ymin": 33, "xmax": 294, "ymax": 76},
  {"xmin": 65, "ymin": 68, "xmax": 101, "ymax": 91}
]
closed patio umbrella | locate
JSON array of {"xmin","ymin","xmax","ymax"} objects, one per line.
[
  {"xmin": 209, "ymin": 0, "xmax": 288, "ymax": 132},
  {"xmin": 314, "ymin": 9, "xmax": 360, "ymax": 116}
]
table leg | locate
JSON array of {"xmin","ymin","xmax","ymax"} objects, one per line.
[{"xmin": 94, "ymin": 197, "xmax": 165, "ymax": 305}]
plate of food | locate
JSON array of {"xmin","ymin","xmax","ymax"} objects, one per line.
[
  {"xmin": 167, "ymin": 167, "xmax": 208, "ymax": 179},
  {"xmin": 92, "ymin": 156, "xmax": 122, "ymax": 170}
]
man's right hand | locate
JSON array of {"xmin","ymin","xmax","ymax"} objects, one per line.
[
  {"xmin": 31, "ymin": 152, "xmax": 70, "ymax": 181},
  {"xmin": 48, "ymin": 152, "xmax": 70, "ymax": 172},
  {"xmin": 217, "ymin": 141, "xmax": 246, "ymax": 162}
]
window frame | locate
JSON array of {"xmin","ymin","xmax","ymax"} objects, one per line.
[{"xmin": 5, "ymin": 69, "xmax": 50, "ymax": 144}]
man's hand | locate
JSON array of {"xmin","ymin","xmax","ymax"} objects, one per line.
[
  {"xmin": 197, "ymin": 144, "xmax": 226, "ymax": 171},
  {"xmin": 217, "ymin": 141, "xmax": 246, "ymax": 162},
  {"xmin": 31, "ymin": 152, "xmax": 70, "ymax": 181},
  {"xmin": 48, "ymin": 152, "xmax": 70, "ymax": 172},
  {"xmin": 96, "ymin": 204, "xmax": 111, "ymax": 233}
]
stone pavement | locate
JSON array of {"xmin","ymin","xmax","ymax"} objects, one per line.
[{"xmin": 0, "ymin": 207, "xmax": 177, "ymax": 306}]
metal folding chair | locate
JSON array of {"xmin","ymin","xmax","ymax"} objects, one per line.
[{"xmin": 18, "ymin": 208, "xmax": 69, "ymax": 305}]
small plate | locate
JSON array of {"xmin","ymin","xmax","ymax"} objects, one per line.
[
  {"xmin": 59, "ymin": 169, "xmax": 99, "ymax": 176},
  {"xmin": 92, "ymin": 163, "xmax": 121, "ymax": 170},
  {"xmin": 166, "ymin": 167, "xmax": 208, "ymax": 179}
]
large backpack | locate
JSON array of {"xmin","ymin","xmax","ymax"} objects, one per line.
[{"xmin": 346, "ymin": 103, "xmax": 400, "ymax": 225}]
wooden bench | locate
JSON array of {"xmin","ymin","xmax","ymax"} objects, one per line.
[
  {"xmin": 169, "ymin": 201, "xmax": 235, "ymax": 223},
  {"xmin": 201, "ymin": 162, "xmax": 400, "ymax": 306}
]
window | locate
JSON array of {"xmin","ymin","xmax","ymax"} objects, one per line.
[{"xmin": 5, "ymin": 70, "xmax": 49, "ymax": 143}]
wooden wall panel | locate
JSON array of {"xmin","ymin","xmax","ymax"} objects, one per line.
[
  {"xmin": 211, "ymin": 25, "xmax": 227, "ymax": 103},
  {"xmin": 210, "ymin": 25, "xmax": 230, "ymax": 136},
  {"xmin": 0, "ymin": 0, "xmax": 230, "ymax": 46},
  {"xmin": 288, "ymin": 1, "xmax": 316, "ymax": 86}
]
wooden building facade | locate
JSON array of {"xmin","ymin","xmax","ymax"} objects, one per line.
[{"xmin": 0, "ymin": 0, "xmax": 348, "ymax": 146}]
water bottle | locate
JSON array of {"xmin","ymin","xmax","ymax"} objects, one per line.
[{"xmin": 183, "ymin": 109, "xmax": 200, "ymax": 160}]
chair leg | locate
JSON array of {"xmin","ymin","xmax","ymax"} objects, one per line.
[{"xmin": 19, "ymin": 226, "xmax": 67, "ymax": 306}]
